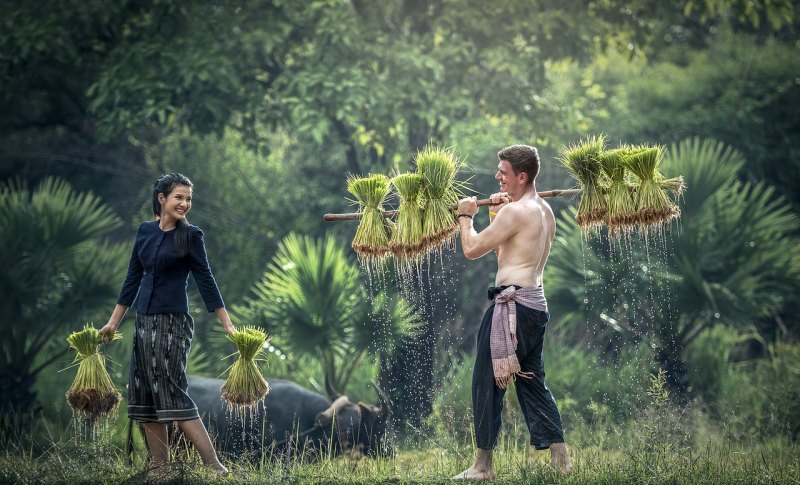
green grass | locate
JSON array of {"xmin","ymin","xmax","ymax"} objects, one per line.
[
  {"xmin": 1, "ymin": 416, "xmax": 797, "ymax": 484},
  {"xmin": 6, "ymin": 342, "xmax": 798, "ymax": 483}
]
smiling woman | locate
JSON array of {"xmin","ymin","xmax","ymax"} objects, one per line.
[
  {"xmin": 153, "ymin": 174, "xmax": 194, "ymax": 256},
  {"xmin": 98, "ymin": 172, "xmax": 237, "ymax": 473}
]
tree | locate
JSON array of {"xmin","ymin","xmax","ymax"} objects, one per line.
[
  {"xmin": 545, "ymin": 138, "xmax": 800, "ymax": 395},
  {"xmin": 4, "ymin": 0, "xmax": 794, "ymax": 425},
  {"xmin": 0, "ymin": 178, "xmax": 128, "ymax": 415},
  {"xmin": 233, "ymin": 233, "xmax": 421, "ymax": 392},
  {"xmin": 584, "ymin": 32, "xmax": 800, "ymax": 212}
]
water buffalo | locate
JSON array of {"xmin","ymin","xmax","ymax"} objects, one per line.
[{"xmin": 185, "ymin": 375, "xmax": 392, "ymax": 461}]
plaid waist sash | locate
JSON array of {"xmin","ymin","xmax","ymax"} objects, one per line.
[{"xmin": 490, "ymin": 285, "xmax": 547, "ymax": 389}]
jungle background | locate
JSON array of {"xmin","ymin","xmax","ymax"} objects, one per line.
[{"xmin": 1, "ymin": 0, "xmax": 799, "ymax": 481}]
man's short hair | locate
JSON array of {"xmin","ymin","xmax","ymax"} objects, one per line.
[{"xmin": 497, "ymin": 145, "xmax": 540, "ymax": 184}]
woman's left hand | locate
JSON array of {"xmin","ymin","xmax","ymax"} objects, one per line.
[{"xmin": 215, "ymin": 307, "xmax": 236, "ymax": 335}]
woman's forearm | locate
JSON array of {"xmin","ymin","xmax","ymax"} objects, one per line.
[{"xmin": 214, "ymin": 307, "xmax": 236, "ymax": 335}]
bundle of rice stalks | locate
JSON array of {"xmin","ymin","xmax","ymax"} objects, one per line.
[
  {"xmin": 559, "ymin": 136, "xmax": 607, "ymax": 230},
  {"xmin": 416, "ymin": 145, "xmax": 463, "ymax": 253},
  {"xmin": 221, "ymin": 326, "xmax": 270, "ymax": 408},
  {"xmin": 598, "ymin": 147, "xmax": 637, "ymax": 238},
  {"xmin": 623, "ymin": 146, "xmax": 680, "ymax": 229},
  {"xmin": 658, "ymin": 174, "xmax": 686, "ymax": 201},
  {"xmin": 389, "ymin": 173, "xmax": 424, "ymax": 260},
  {"xmin": 347, "ymin": 174, "xmax": 392, "ymax": 266},
  {"xmin": 65, "ymin": 324, "xmax": 122, "ymax": 418}
]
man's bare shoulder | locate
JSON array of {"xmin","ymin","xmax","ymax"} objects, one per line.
[
  {"xmin": 501, "ymin": 200, "xmax": 538, "ymax": 221},
  {"xmin": 516, "ymin": 197, "xmax": 551, "ymax": 218},
  {"xmin": 539, "ymin": 197, "xmax": 555, "ymax": 220},
  {"xmin": 522, "ymin": 197, "xmax": 555, "ymax": 236}
]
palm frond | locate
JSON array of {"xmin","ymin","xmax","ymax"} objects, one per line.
[{"xmin": 662, "ymin": 137, "xmax": 743, "ymax": 220}]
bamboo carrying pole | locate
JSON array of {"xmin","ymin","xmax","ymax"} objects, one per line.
[{"xmin": 323, "ymin": 188, "xmax": 582, "ymax": 222}]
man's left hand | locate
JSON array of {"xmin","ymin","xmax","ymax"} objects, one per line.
[{"xmin": 458, "ymin": 196, "xmax": 478, "ymax": 216}]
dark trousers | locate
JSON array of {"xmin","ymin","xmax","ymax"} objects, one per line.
[{"xmin": 473, "ymin": 291, "xmax": 565, "ymax": 450}]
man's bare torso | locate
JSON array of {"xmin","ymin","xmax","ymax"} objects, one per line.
[{"xmin": 494, "ymin": 194, "xmax": 555, "ymax": 288}]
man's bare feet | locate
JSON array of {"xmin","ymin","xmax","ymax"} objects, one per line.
[
  {"xmin": 549, "ymin": 442, "xmax": 573, "ymax": 474},
  {"xmin": 453, "ymin": 449, "xmax": 495, "ymax": 480},
  {"xmin": 452, "ymin": 465, "xmax": 495, "ymax": 481},
  {"xmin": 207, "ymin": 461, "xmax": 229, "ymax": 475}
]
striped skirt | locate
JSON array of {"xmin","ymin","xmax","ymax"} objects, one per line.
[{"xmin": 127, "ymin": 312, "xmax": 200, "ymax": 423}]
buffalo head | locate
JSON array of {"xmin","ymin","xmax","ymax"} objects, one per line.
[{"xmin": 315, "ymin": 376, "xmax": 392, "ymax": 456}]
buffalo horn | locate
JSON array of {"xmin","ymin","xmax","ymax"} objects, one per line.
[
  {"xmin": 369, "ymin": 380, "xmax": 391, "ymax": 417},
  {"xmin": 315, "ymin": 395, "xmax": 350, "ymax": 428},
  {"xmin": 324, "ymin": 374, "xmax": 342, "ymax": 400}
]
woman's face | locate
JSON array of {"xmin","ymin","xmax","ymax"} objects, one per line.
[{"xmin": 159, "ymin": 184, "xmax": 192, "ymax": 221}]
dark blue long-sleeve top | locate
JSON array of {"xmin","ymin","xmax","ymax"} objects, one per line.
[{"xmin": 116, "ymin": 220, "xmax": 225, "ymax": 314}]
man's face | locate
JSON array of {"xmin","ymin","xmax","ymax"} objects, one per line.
[{"xmin": 495, "ymin": 160, "xmax": 525, "ymax": 196}]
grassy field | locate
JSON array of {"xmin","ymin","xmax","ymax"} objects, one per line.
[
  {"xmin": 1, "ymin": 422, "xmax": 797, "ymax": 484},
  {"xmin": 2, "ymin": 366, "xmax": 798, "ymax": 484}
]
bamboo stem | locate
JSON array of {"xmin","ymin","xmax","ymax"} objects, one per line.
[{"xmin": 323, "ymin": 188, "xmax": 582, "ymax": 222}]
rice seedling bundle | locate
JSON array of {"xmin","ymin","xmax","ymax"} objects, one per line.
[
  {"xmin": 598, "ymin": 147, "xmax": 637, "ymax": 237},
  {"xmin": 65, "ymin": 324, "xmax": 122, "ymax": 418},
  {"xmin": 559, "ymin": 136, "xmax": 607, "ymax": 230},
  {"xmin": 221, "ymin": 326, "xmax": 270, "ymax": 408},
  {"xmin": 416, "ymin": 146, "xmax": 463, "ymax": 252},
  {"xmin": 347, "ymin": 174, "xmax": 392, "ymax": 265},
  {"xmin": 389, "ymin": 173, "xmax": 424, "ymax": 260},
  {"xmin": 623, "ymin": 146, "xmax": 680, "ymax": 228},
  {"xmin": 658, "ymin": 174, "xmax": 686, "ymax": 201}
]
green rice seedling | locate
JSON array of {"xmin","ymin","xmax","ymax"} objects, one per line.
[
  {"xmin": 389, "ymin": 173, "xmax": 424, "ymax": 262},
  {"xmin": 623, "ymin": 146, "xmax": 680, "ymax": 230},
  {"xmin": 658, "ymin": 175, "xmax": 686, "ymax": 201},
  {"xmin": 559, "ymin": 136, "xmax": 607, "ymax": 231},
  {"xmin": 416, "ymin": 145, "xmax": 464, "ymax": 254},
  {"xmin": 221, "ymin": 326, "xmax": 270, "ymax": 409},
  {"xmin": 65, "ymin": 324, "xmax": 122, "ymax": 418},
  {"xmin": 347, "ymin": 174, "xmax": 392, "ymax": 267},
  {"xmin": 598, "ymin": 147, "xmax": 637, "ymax": 239}
]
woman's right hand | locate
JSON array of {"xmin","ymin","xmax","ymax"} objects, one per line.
[{"xmin": 98, "ymin": 321, "xmax": 118, "ymax": 343}]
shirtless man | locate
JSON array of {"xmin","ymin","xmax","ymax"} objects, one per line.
[{"xmin": 453, "ymin": 144, "xmax": 572, "ymax": 480}]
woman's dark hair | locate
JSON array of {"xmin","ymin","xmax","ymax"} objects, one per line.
[{"xmin": 152, "ymin": 173, "xmax": 193, "ymax": 257}]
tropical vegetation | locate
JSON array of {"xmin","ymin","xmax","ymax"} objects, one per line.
[{"xmin": 1, "ymin": 0, "xmax": 798, "ymax": 482}]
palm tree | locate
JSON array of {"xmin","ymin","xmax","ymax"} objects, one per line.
[
  {"xmin": 0, "ymin": 177, "xmax": 128, "ymax": 415},
  {"xmin": 234, "ymin": 233, "xmax": 421, "ymax": 392},
  {"xmin": 545, "ymin": 138, "xmax": 800, "ymax": 394}
]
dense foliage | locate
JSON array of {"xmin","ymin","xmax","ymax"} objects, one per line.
[{"xmin": 1, "ymin": 0, "xmax": 798, "ymax": 451}]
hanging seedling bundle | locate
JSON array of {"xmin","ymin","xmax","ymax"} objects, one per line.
[
  {"xmin": 598, "ymin": 147, "xmax": 637, "ymax": 237},
  {"xmin": 658, "ymin": 174, "xmax": 686, "ymax": 201},
  {"xmin": 347, "ymin": 174, "xmax": 392, "ymax": 265},
  {"xmin": 389, "ymin": 172, "xmax": 424, "ymax": 260},
  {"xmin": 221, "ymin": 326, "xmax": 270, "ymax": 409},
  {"xmin": 416, "ymin": 146, "xmax": 463, "ymax": 252},
  {"xmin": 623, "ymin": 145, "xmax": 680, "ymax": 229},
  {"xmin": 559, "ymin": 136, "xmax": 607, "ymax": 230},
  {"xmin": 65, "ymin": 324, "xmax": 122, "ymax": 418},
  {"xmin": 324, "ymin": 139, "xmax": 686, "ymax": 255}
]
